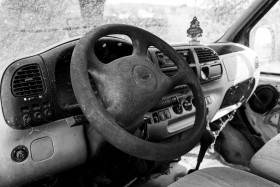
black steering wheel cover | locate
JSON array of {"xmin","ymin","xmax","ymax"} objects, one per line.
[{"xmin": 70, "ymin": 24, "xmax": 206, "ymax": 161}]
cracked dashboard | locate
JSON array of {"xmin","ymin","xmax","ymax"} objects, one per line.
[{"xmin": 1, "ymin": 37, "xmax": 260, "ymax": 139}]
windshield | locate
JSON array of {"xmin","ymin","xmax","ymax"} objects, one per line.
[{"xmin": 0, "ymin": 0, "xmax": 252, "ymax": 62}]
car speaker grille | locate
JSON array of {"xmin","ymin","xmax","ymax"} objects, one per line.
[
  {"xmin": 195, "ymin": 48, "xmax": 219, "ymax": 63},
  {"xmin": 12, "ymin": 64, "xmax": 45, "ymax": 97}
]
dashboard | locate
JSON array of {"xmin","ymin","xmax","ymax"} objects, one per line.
[
  {"xmin": 0, "ymin": 36, "xmax": 260, "ymax": 186},
  {"xmin": 0, "ymin": 37, "xmax": 259, "ymax": 136}
]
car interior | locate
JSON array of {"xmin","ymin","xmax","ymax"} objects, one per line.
[{"xmin": 1, "ymin": 0, "xmax": 280, "ymax": 186}]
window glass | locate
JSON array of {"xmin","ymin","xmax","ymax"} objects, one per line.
[{"xmin": 250, "ymin": 3, "xmax": 280, "ymax": 74}]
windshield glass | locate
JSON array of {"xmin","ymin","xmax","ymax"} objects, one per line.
[{"xmin": 0, "ymin": 0, "xmax": 252, "ymax": 62}]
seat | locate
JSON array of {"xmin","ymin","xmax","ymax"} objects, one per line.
[
  {"xmin": 250, "ymin": 133, "xmax": 280, "ymax": 184},
  {"xmin": 168, "ymin": 167, "xmax": 279, "ymax": 187}
]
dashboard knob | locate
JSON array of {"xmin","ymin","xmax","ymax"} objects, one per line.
[
  {"xmin": 34, "ymin": 112, "xmax": 42, "ymax": 120},
  {"xmin": 11, "ymin": 145, "xmax": 29, "ymax": 162},
  {"xmin": 22, "ymin": 114, "xmax": 32, "ymax": 126},
  {"xmin": 183, "ymin": 101, "xmax": 192, "ymax": 111},
  {"xmin": 172, "ymin": 104, "xmax": 183, "ymax": 114},
  {"xmin": 44, "ymin": 109, "xmax": 53, "ymax": 117}
]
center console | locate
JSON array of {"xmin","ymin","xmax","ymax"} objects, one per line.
[
  {"xmin": 145, "ymin": 89, "xmax": 195, "ymax": 140},
  {"xmin": 144, "ymin": 46, "xmax": 223, "ymax": 139}
]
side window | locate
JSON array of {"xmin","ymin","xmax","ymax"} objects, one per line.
[{"xmin": 250, "ymin": 3, "xmax": 280, "ymax": 73}]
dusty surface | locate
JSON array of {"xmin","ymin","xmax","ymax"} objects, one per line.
[{"xmin": 131, "ymin": 145, "xmax": 249, "ymax": 187}]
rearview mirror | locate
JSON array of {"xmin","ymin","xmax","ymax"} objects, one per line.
[{"xmin": 250, "ymin": 26, "xmax": 275, "ymax": 65}]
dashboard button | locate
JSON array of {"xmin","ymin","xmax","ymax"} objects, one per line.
[
  {"xmin": 20, "ymin": 106, "xmax": 30, "ymax": 113},
  {"xmin": 152, "ymin": 113, "xmax": 159, "ymax": 123},
  {"xmin": 205, "ymin": 96, "xmax": 212, "ymax": 105},
  {"xmin": 32, "ymin": 104, "xmax": 41, "ymax": 111},
  {"xmin": 153, "ymin": 116, "xmax": 159, "ymax": 123},
  {"xmin": 164, "ymin": 110, "xmax": 171, "ymax": 119},
  {"xmin": 43, "ymin": 102, "xmax": 51, "ymax": 108},
  {"xmin": 158, "ymin": 111, "xmax": 166, "ymax": 121}
]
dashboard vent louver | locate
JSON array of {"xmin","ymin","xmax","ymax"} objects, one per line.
[
  {"xmin": 12, "ymin": 64, "xmax": 45, "ymax": 97},
  {"xmin": 195, "ymin": 48, "xmax": 219, "ymax": 63}
]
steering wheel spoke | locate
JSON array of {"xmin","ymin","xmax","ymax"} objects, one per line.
[
  {"xmin": 87, "ymin": 54, "xmax": 106, "ymax": 72},
  {"xmin": 131, "ymin": 33, "xmax": 149, "ymax": 56}
]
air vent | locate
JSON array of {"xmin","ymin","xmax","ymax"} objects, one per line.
[
  {"xmin": 195, "ymin": 48, "xmax": 219, "ymax": 64},
  {"xmin": 12, "ymin": 64, "xmax": 45, "ymax": 97}
]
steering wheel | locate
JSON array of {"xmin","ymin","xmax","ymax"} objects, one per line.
[{"xmin": 70, "ymin": 24, "xmax": 206, "ymax": 161}]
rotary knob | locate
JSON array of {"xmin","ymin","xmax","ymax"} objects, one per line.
[
  {"xmin": 172, "ymin": 104, "xmax": 183, "ymax": 114},
  {"xmin": 22, "ymin": 114, "xmax": 32, "ymax": 126},
  {"xmin": 11, "ymin": 145, "xmax": 29, "ymax": 162}
]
